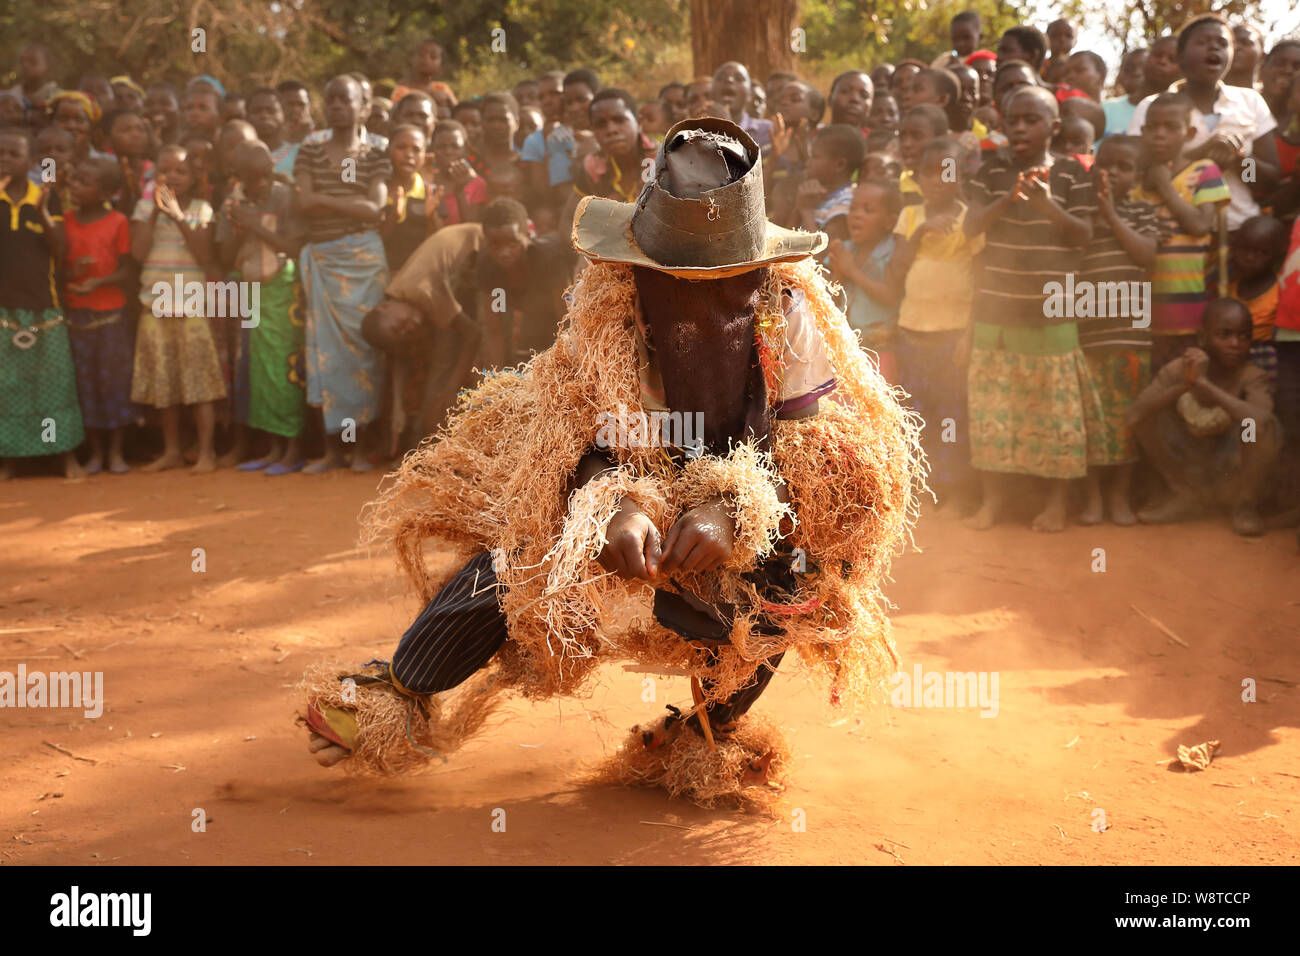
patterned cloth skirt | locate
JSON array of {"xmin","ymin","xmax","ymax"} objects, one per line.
[
  {"xmin": 130, "ymin": 308, "xmax": 227, "ymax": 408},
  {"xmin": 968, "ymin": 322, "xmax": 1105, "ymax": 480},
  {"xmin": 0, "ymin": 307, "xmax": 85, "ymax": 456},
  {"xmin": 65, "ymin": 307, "xmax": 136, "ymax": 430},
  {"xmin": 1082, "ymin": 346, "xmax": 1150, "ymax": 466}
]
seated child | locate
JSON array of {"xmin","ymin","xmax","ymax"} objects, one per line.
[
  {"xmin": 888, "ymin": 137, "xmax": 984, "ymax": 513},
  {"xmin": 1077, "ymin": 136, "xmax": 1161, "ymax": 526},
  {"xmin": 1128, "ymin": 298, "xmax": 1279, "ymax": 536},
  {"xmin": 827, "ymin": 179, "xmax": 903, "ymax": 379}
]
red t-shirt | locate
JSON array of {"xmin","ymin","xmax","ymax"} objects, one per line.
[{"xmin": 64, "ymin": 209, "xmax": 131, "ymax": 310}]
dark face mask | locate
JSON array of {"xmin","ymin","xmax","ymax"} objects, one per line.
[{"xmin": 632, "ymin": 265, "xmax": 771, "ymax": 456}]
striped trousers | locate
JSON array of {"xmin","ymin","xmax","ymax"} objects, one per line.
[{"xmin": 390, "ymin": 551, "xmax": 782, "ymax": 727}]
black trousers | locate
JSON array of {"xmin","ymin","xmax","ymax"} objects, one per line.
[{"xmin": 390, "ymin": 551, "xmax": 783, "ymax": 727}]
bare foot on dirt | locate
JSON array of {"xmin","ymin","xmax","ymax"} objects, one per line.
[
  {"xmin": 964, "ymin": 504, "xmax": 997, "ymax": 531},
  {"xmin": 63, "ymin": 456, "xmax": 87, "ymax": 480},
  {"xmin": 308, "ymin": 732, "xmax": 350, "ymax": 767},
  {"xmin": 0, "ymin": 460, "xmax": 12, "ymax": 481},
  {"xmin": 1108, "ymin": 493, "xmax": 1137, "ymax": 526},
  {"xmin": 191, "ymin": 456, "xmax": 217, "ymax": 475},
  {"xmin": 142, "ymin": 453, "xmax": 184, "ymax": 473},
  {"xmin": 1031, "ymin": 501, "xmax": 1067, "ymax": 533}
]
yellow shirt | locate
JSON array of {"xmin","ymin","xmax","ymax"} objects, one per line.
[{"xmin": 894, "ymin": 202, "xmax": 984, "ymax": 333}]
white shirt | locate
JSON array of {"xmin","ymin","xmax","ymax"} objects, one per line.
[{"xmin": 1127, "ymin": 82, "xmax": 1276, "ymax": 229}]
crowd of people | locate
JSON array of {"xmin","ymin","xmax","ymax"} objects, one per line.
[{"xmin": 2, "ymin": 12, "xmax": 1299, "ymax": 538}]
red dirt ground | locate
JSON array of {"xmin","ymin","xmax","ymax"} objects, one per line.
[{"xmin": 2, "ymin": 470, "xmax": 1297, "ymax": 865}]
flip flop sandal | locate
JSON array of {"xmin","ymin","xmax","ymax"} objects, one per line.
[
  {"xmin": 306, "ymin": 700, "xmax": 358, "ymax": 751},
  {"xmin": 264, "ymin": 460, "xmax": 305, "ymax": 476},
  {"xmin": 237, "ymin": 458, "xmax": 272, "ymax": 471}
]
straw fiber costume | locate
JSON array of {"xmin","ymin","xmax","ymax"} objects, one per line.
[{"xmin": 302, "ymin": 119, "xmax": 922, "ymax": 810}]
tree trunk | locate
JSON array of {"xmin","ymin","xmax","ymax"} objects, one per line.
[{"xmin": 689, "ymin": 0, "xmax": 800, "ymax": 83}]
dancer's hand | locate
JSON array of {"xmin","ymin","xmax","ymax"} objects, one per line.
[
  {"xmin": 600, "ymin": 499, "xmax": 663, "ymax": 580},
  {"xmin": 659, "ymin": 496, "xmax": 736, "ymax": 575}
]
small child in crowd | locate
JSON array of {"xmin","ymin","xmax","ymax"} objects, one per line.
[{"xmin": 828, "ymin": 179, "xmax": 902, "ymax": 379}]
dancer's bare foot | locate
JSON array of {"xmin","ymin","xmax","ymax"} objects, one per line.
[
  {"xmin": 0, "ymin": 459, "xmax": 13, "ymax": 481},
  {"xmin": 215, "ymin": 448, "xmax": 242, "ymax": 468},
  {"xmin": 741, "ymin": 752, "xmax": 778, "ymax": 787},
  {"xmin": 191, "ymin": 455, "xmax": 217, "ymax": 475},
  {"xmin": 640, "ymin": 714, "xmax": 683, "ymax": 751},
  {"xmin": 308, "ymin": 732, "xmax": 350, "ymax": 767},
  {"xmin": 142, "ymin": 452, "xmax": 184, "ymax": 472}
]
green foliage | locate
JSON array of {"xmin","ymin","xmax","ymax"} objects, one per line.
[
  {"xmin": 800, "ymin": 0, "xmax": 1030, "ymax": 67},
  {"xmin": 0, "ymin": 0, "xmax": 1276, "ymax": 106}
]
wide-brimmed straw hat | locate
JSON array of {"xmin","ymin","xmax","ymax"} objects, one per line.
[{"xmin": 571, "ymin": 116, "xmax": 826, "ymax": 279}]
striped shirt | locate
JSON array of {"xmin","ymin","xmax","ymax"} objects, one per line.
[
  {"xmin": 1078, "ymin": 199, "xmax": 1161, "ymax": 350},
  {"xmin": 968, "ymin": 152, "xmax": 1096, "ymax": 327},
  {"xmin": 131, "ymin": 197, "xmax": 214, "ymax": 312},
  {"xmin": 293, "ymin": 140, "xmax": 391, "ymax": 244},
  {"xmin": 1129, "ymin": 159, "xmax": 1230, "ymax": 336}
]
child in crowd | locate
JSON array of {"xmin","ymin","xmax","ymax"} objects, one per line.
[
  {"xmin": 182, "ymin": 87, "xmax": 222, "ymax": 142},
  {"xmin": 898, "ymin": 104, "xmax": 948, "ymax": 206},
  {"xmin": 1128, "ymin": 298, "xmax": 1278, "ymax": 535},
  {"xmin": 1225, "ymin": 214, "xmax": 1287, "ymax": 383},
  {"xmin": 216, "ymin": 141, "xmax": 307, "ymax": 475},
  {"xmin": 144, "ymin": 83, "xmax": 181, "ymax": 149},
  {"xmin": 889, "ymin": 137, "xmax": 984, "ymax": 513},
  {"xmin": 1077, "ymin": 136, "xmax": 1161, "ymax": 526},
  {"xmin": 102, "ymin": 108, "xmax": 152, "ymax": 213},
  {"xmin": 246, "ymin": 87, "xmax": 299, "ymax": 181},
  {"xmin": 1275, "ymin": 216, "xmax": 1300, "ymax": 510},
  {"xmin": 63, "ymin": 157, "xmax": 136, "ymax": 475},
  {"xmin": 1052, "ymin": 115, "xmax": 1096, "ymax": 167},
  {"xmin": 430, "ymin": 120, "xmax": 486, "ymax": 225},
  {"xmin": 1064, "ymin": 51, "xmax": 1107, "ymax": 102},
  {"xmin": 868, "ymin": 93, "xmax": 901, "ymax": 138},
  {"xmin": 1128, "ymin": 16, "xmax": 1278, "ymax": 234},
  {"xmin": 293, "ymin": 74, "xmax": 390, "ymax": 474},
  {"xmin": 796, "ymin": 123, "xmax": 862, "ymax": 242},
  {"xmin": 1129, "ymin": 92, "xmax": 1230, "ymax": 370},
  {"xmin": 129, "ymin": 144, "xmax": 225, "ymax": 472},
  {"xmin": 963, "ymin": 86, "xmax": 1101, "ymax": 532},
  {"xmin": 828, "ymin": 179, "xmax": 902, "ymax": 379},
  {"xmin": 0, "ymin": 128, "xmax": 86, "ymax": 480},
  {"xmin": 828, "ymin": 70, "xmax": 873, "ymax": 132},
  {"xmin": 48, "ymin": 90, "xmax": 102, "ymax": 163},
  {"xmin": 1102, "ymin": 49, "xmax": 1149, "ymax": 139},
  {"xmin": 478, "ymin": 93, "xmax": 520, "ymax": 171},
  {"xmin": 277, "ymin": 81, "xmax": 314, "ymax": 144},
  {"xmin": 31, "ymin": 127, "xmax": 75, "ymax": 209},
  {"xmin": 382, "ymin": 124, "xmax": 432, "ymax": 271}
]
